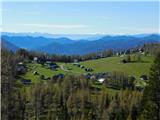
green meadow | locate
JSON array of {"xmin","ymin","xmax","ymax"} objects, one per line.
[
  {"xmin": 80, "ymin": 54, "xmax": 153, "ymax": 78},
  {"xmin": 19, "ymin": 54, "xmax": 153, "ymax": 88}
]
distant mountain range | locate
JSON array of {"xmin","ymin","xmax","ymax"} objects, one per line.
[
  {"xmin": 1, "ymin": 32, "xmax": 106, "ymax": 40},
  {"xmin": 2, "ymin": 32, "xmax": 157, "ymax": 40},
  {"xmin": 1, "ymin": 35, "xmax": 76, "ymax": 49},
  {"xmin": 1, "ymin": 32, "xmax": 160, "ymax": 55}
]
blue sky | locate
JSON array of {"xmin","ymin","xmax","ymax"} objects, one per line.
[{"xmin": 1, "ymin": 1, "xmax": 159, "ymax": 34}]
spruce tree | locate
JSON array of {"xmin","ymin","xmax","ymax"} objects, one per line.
[{"xmin": 140, "ymin": 52, "xmax": 160, "ymax": 120}]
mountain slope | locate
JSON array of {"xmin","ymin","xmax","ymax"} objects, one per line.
[{"xmin": 1, "ymin": 39, "xmax": 19, "ymax": 52}]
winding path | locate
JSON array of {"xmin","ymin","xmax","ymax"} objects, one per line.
[{"xmin": 60, "ymin": 64, "xmax": 83, "ymax": 74}]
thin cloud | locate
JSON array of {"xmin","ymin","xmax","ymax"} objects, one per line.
[
  {"xmin": 17, "ymin": 23, "xmax": 88, "ymax": 29},
  {"xmin": 1, "ymin": 8, "xmax": 40, "ymax": 15}
]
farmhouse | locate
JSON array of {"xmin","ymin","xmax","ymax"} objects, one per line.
[
  {"xmin": 33, "ymin": 71, "xmax": 38, "ymax": 75},
  {"xmin": 97, "ymin": 78, "xmax": 105, "ymax": 83},
  {"xmin": 140, "ymin": 75, "xmax": 148, "ymax": 81},
  {"xmin": 138, "ymin": 48, "xmax": 143, "ymax": 53},
  {"xmin": 34, "ymin": 57, "xmax": 38, "ymax": 62},
  {"xmin": 116, "ymin": 52, "xmax": 120, "ymax": 56},
  {"xmin": 73, "ymin": 63, "xmax": 79, "ymax": 65},
  {"xmin": 46, "ymin": 60, "xmax": 52, "ymax": 64},
  {"xmin": 54, "ymin": 74, "xmax": 65, "ymax": 79},
  {"xmin": 16, "ymin": 62, "xmax": 27, "ymax": 74},
  {"xmin": 80, "ymin": 65, "xmax": 85, "ymax": 69},
  {"xmin": 94, "ymin": 72, "xmax": 111, "ymax": 79},
  {"xmin": 85, "ymin": 68, "xmax": 93, "ymax": 72},
  {"xmin": 74, "ymin": 59, "xmax": 78, "ymax": 63},
  {"xmin": 90, "ymin": 75, "xmax": 96, "ymax": 80},
  {"xmin": 84, "ymin": 72, "xmax": 111, "ymax": 81},
  {"xmin": 84, "ymin": 73, "xmax": 92, "ymax": 79},
  {"xmin": 45, "ymin": 77, "xmax": 51, "ymax": 80},
  {"xmin": 21, "ymin": 79, "xmax": 32, "ymax": 85},
  {"xmin": 18, "ymin": 62, "xmax": 24, "ymax": 65},
  {"xmin": 49, "ymin": 63, "xmax": 59, "ymax": 70}
]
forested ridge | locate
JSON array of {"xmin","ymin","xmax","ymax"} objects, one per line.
[{"xmin": 1, "ymin": 43, "xmax": 160, "ymax": 120}]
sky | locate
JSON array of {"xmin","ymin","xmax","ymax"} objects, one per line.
[{"xmin": 1, "ymin": 1, "xmax": 159, "ymax": 34}]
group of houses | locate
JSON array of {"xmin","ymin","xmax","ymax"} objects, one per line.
[
  {"xmin": 45, "ymin": 61, "xmax": 59, "ymax": 70},
  {"xmin": 34, "ymin": 57, "xmax": 59, "ymax": 70},
  {"xmin": 116, "ymin": 48, "xmax": 145, "ymax": 57},
  {"xmin": 84, "ymin": 72, "xmax": 112, "ymax": 83},
  {"xmin": 73, "ymin": 63, "xmax": 93, "ymax": 72},
  {"xmin": 16, "ymin": 62, "xmax": 27, "ymax": 75}
]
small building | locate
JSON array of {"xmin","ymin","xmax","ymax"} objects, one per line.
[
  {"xmin": 18, "ymin": 62, "xmax": 24, "ymax": 65},
  {"xmin": 97, "ymin": 78, "xmax": 105, "ymax": 83},
  {"xmin": 16, "ymin": 62, "xmax": 27, "ymax": 75},
  {"xmin": 128, "ymin": 75, "xmax": 136, "ymax": 81},
  {"xmin": 90, "ymin": 75, "xmax": 96, "ymax": 80},
  {"xmin": 34, "ymin": 57, "xmax": 38, "ymax": 62},
  {"xmin": 121, "ymin": 59, "xmax": 127, "ymax": 63},
  {"xmin": 73, "ymin": 63, "xmax": 79, "ymax": 66},
  {"xmin": 85, "ymin": 68, "xmax": 93, "ymax": 72},
  {"xmin": 140, "ymin": 75, "xmax": 148, "ymax": 81},
  {"xmin": 21, "ymin": 79, "xmax": 32, "ymax": 85},
  {"xmin": 85, "ymin": 73, "xmax": 92, "ymax": 79},
  {"xmin": 54, "ymin": 74, "xmax": 64, "ymax": 79},
  {"xmin": 46, "ymin": 60, "xmax": 52, "ymax": 64},
  {"xmin": 45, "ymin": 77, "xmax": 51, "ymax": 80},
  {"xmin": 77, "ymin": 64, "xmax": 81, "ymax": 67},
  {"xmin": 138, "ymin": 48, "xmax": 143, "ymax": 53},
  {"xmin": 33, "ymin": 71, "xmax": 38, "ymax": 75},
  {"xmin": 58, "ymin": 74, "xmax": 64, "ymax": 79},
  {"xmin": 141, "ymin": 52, "xmax": 145, "ymax": 55},
  {"xmin": 120, "ymin": 55, "xmax": 124, "ymax": 57},
  {"xmin": 116, "ymin": 52, "xmax": 120, "ymax": 56},
  {"xmin": 74, "ymin": 59, "xmax": 78, "ymax": 63},
  {"xmin": 80, "ymin": 65, "xmax": 85, "ymax": 69},
  {"xmin": 49, "ymin": 63, "xmax": 59, "ymax": 70}
]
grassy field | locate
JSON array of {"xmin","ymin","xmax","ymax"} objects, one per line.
[
  {"xmin": 19, "ymin": 54, "xmax": 153, "ymax": 87},
  {"xmin": 20, "ymin": 63, "xmax": 67, "ymax": 83},
  {"xmin": 80, "ymin": 54, "xmax": 153, "ymax": 78}
]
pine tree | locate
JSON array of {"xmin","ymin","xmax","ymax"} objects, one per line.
[
  {"xmin": 140, "ymin": 51, "xmax": 160, "ymax": 120},
  {"xmin": 127, "ymin": 54, "xmax": 131, "ymax": 62}
]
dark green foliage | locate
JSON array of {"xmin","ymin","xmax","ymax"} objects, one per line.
[
  {"xmin": 127, "ymin": 55, "xmax": 131, "ymax": 62},
  {"xmin": 140, "ymin": 51, "xmax": 160, "ymax": 120},
  {"xmin": 137, "ymin": 53, "xmax": 142, "ymax": 62},
  {"xmin": 104, "ymin": 71, "xmax": 130, "ymax": 90},
  {"xmin": 1, "ymin": 49, "xmax": 23, "ymax": 120}
]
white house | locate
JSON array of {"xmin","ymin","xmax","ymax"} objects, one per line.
[
  {"xmin": 34, "ymin": 57, "xmax": 38, "ymax": 62},
  {"xmin": 97, "ymin": 78, "xmax": 105, "ymax": 83}
]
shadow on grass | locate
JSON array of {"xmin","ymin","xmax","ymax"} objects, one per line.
[{"xmin": 128, "ymin": 60, "xmax": 150, "ymax": 63}]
